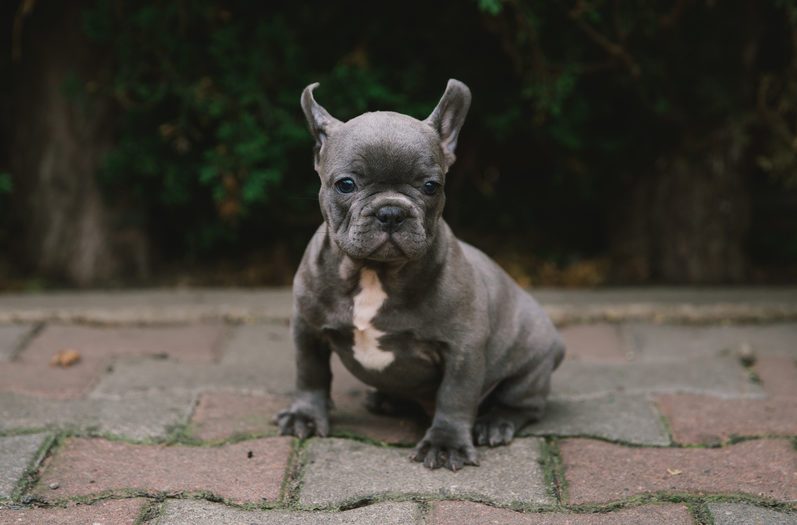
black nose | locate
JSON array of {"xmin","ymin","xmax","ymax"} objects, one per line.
[{"xmin": 376, "ymin": 206, "xmax": 407, "ymax": 232}]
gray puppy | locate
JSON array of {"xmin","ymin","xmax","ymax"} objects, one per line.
[{"xmin": 276, "ymin": 79, "xmax": 564, "ymax": 471}]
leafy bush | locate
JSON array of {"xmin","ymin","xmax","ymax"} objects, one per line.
[{"xmin": 80, "ymin": 0, "xmax": 797, "ymax": 274}]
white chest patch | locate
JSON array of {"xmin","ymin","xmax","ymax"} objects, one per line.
[{"xmin": 351, "ymin": 269, "xmax": 394, "ymax": 371}]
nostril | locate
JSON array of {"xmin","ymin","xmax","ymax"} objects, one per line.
[{"xmin": 376, "ymin": 206, "xmax": 407, "ymax": 226}]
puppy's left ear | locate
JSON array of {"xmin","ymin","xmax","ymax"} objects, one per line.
[
  {"xmin": 301, "ymin": 82, "xmax": 342, "ymax": 171},
  {"xmin": 425, "ymin": 79, "xmax": 472, "ymax": 170}
]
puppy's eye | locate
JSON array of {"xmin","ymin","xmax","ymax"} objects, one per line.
[
  {"xmin": 422, "ymin": 181, "xmax": 441, "ymax": 195},
  {"xmin": 334, "ymin": 178, "xmax": 357, "ymax": 194}
]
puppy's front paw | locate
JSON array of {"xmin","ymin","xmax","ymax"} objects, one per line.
[
  {"xmin": 274, "ymin": 394, "xmax": 330, "ymax": 439},
  {"xmin": 411, "ymin": 422, "xmax": 478, "ymax": 471}
]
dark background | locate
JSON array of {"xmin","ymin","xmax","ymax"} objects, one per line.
[{"xmin": 2, "ymin": 0, "xmax": 796, "ymax": 289}]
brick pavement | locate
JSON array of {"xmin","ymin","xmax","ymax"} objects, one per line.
[{"xmin": 0, "ymin": 289, "xmax": 795, "ymax": 524}]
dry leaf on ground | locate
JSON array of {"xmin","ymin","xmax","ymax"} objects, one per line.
[{"xmin": 50, "ymin": 349, "xmax": 81, "ymax": 367}]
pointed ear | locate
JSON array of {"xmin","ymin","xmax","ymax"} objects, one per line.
[
  {"xmin": 424, "ymin": 79, "xmax": 472, "ymax": 169},
  {"xmin": 301, "ymin": 82, "xmax": 342, "ymax": 171}
]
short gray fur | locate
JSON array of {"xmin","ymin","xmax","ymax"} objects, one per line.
[{"xmin": 277, "ymin": 79, "xmax": 565, "ymax": 471}]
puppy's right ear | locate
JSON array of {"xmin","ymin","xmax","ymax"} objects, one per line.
[{"xmin": 301, "ymin": 83, "xmax": 342, "ymax": 171}]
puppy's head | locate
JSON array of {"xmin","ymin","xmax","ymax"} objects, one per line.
[{"xmin": 301, "ymin": 79, "xmax": 471, "ymax": 262}]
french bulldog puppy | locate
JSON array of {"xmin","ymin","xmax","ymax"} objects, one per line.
[{"xmin": 276, "ymin": 79, "xmax": 565, "ymax": 471}]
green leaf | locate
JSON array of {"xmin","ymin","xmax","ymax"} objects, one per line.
[{"xmin": 0, "ymin": 172, "xmax": 12, "ymax": 194}]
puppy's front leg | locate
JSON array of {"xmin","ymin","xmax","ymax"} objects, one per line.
[
  {"xmin": 412, "ymin": 348, "xmax": 484, "ymax": 471},
  {"xmin": 275, "ymin": 316, "xmax": 331, "ymax": 439}
]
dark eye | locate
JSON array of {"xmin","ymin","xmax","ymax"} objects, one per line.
[
  {"xmin": 335, "ymin": 178, "xmax": 357, "ymax": 194},
  {"xmin": 422, "ymin": 181, "xmax": 441, "ymax": 195}
]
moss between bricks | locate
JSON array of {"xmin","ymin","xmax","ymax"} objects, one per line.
[
  {"xmin": 7, "ymin": 432, "xmax": 797, "ymax": 516},
  {"xmin": 10, "ymin": 432, "xmax": 58, "ymax": 503},
  {"xmin": 539, "ymin": 437, "xmax": 566, "ymax": 504},
  {"xmin": 135, "ymin": 499, "xmax": 164, "ymax": 525}
]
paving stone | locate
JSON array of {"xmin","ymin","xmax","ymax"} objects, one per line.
[
  {"xmin": 190, "ymin": 391, "xmax": 289, "ymax": 441},
  {"xmin": 560, "ymin": 324, "xmax": 627, "ymax": 362},
  {"xmin": 157, "ymin": 500, "xmax": 422, "ymax": 525},
  {"xmin": 220, "ymin": 324, "xmax": 295, "ymax": 391},
  {"xmin": 298, "ymin": 437, "xmax": 551, "ymax": 508},
  {"xmin": 0, "ymin": 324, "xmax": 228, "ymax": 399},
  {"xmin": 3, "ymin": 288, "xmax": 796, "ymax": 325},
  {"xmin": 755, "ymin": 356, "xmax": 797, "ymax": 397},
  {"xmin": 551, "ymin": 357, "xmax": 764, "ymax": 400},
  {"xmin": 520, "ymin": 395, "xmax": 669, "ymax": 445},
  {"xmin": 428, "ymin": 501, "xmax": 694, "ymax": 525},
  {"xmin": 23, "ymin": 324, "xmax": 227, "ymax": 363},
  {"xmin": 622, "ymin": 323, "xmax": 797, "ymax": 361},
  {"xmin": 561, "ymin": 438, "xmax": 797, "ymax": 504},
  {"xmin": 0, "ymin": 360, "xmax": 105, "ymax": 399},
  {"xmin": 0, "ymin": 325, "xmax": 33, "ymax": 361},
  {"xmin": 91, "ymin": 360, "xmax": 280, "ymax": 396},
  {"xmin": 0, "ymin": 391, "xmax": 195, "ymax": 440},
  {"xmin": 656, "ymin": 394, "xmax": 797, "ymax": 444},
  {"xmin": 708, "ymin": 502, "xmax": 797, "ymax": 525},
  {"xmin": 0, "ymin": 498, "xmax": 146, "ymax": 525},
  {"xmin": 0, "ymin": 434, "xmax": 48, "ymax": 499},
  {"xmin": 34, "ymin": 437, "xmax": 292, "ymax": 504},
  {"xmin": 0, "ymin": 288, "xmax": 294, "ymax": 325}
]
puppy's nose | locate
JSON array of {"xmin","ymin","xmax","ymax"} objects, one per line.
[{"xmin": 376, "ymin": 206, "xmax": 407, "ymax": 232}]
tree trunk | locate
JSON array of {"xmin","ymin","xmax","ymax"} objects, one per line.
[
  {"xmin": 611, "ymin": 123, "xmax": 750, "ymax": 284},
  {"xmin": 9, "ymin": 1, "xmax": 148, "ymax": 286}
]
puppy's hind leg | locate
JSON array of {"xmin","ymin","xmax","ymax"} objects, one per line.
[{"xmin": 473, "ymin": 346, "xmax": 561, "ymax": 447}]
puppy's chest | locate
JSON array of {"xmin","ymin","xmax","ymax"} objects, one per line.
[{"xmin": 319, "ymin": 269, "xmax": 441, "ymax": 375}]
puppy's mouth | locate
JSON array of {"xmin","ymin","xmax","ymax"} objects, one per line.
[{"xmin": 364, "ymin": 236, "xmax": 408, "ymax": 262}]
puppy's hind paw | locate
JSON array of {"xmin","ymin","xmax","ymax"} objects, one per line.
[{"xmin": 473, "ymin": 416, "xmax": 516, "ymax": 447}]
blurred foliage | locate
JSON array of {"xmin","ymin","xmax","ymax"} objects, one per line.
[{"xmin": 76, "ymin": 0, "xmax": 797, "ymax": 273}]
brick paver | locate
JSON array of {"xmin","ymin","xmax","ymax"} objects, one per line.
[
  {"xmin": 298, "ymin": 437, "xmax": 551, "ymax": 508},
  {"xmin": 561, "ymin": 438, "xmax": 797, "ymax": 504},
  {"xmin": 755, "ymin": 356, "xmax": 797, "ymax": 397},
  {"xmin": 91, "ymin": 360, "xmax": 277, "ymax": 395},
  {"xmin": 0, "ymin": 434, "xmax": 48, "ymax": 499},
  {"xmin": 708, "ymin": 502, "xmax": 797, "ymax": 525},
  {"xmin": 656, "ymin": 394, "xmax": 797, "ymax": 444},
  {"xmin": 0, "ymin": 498, "xmax": 146, "ymax": 525},
  {"xmin": 190, "ymin": 391, "xmax": 289, "ymax": 441},
  {"xmin": 158, "ymin": 500, "xmax": 422, "ymax": 525},
  {"xmin": 23, "ymin": 324, "xmax": 227, "ymax": 363},
  {"xmin": 520, "ymin": 395, "xmax": 669, "ymax": 445},
  {"xmin": 428, "ymin": 501, "xmax": 694, "ymax": 524},
  {"xmin": 34, "ymin": 437, "xmax": 292, "ymax": 504},
  {"xmin": 0, "ymin": 325, "xmax": 33, "ymax": 361},
  {"xmin": 0, "ymin": 391, "xmax": 194, "ymax": 440},
  {"xmin": 552, "ymin": 357, "xmax": 763, "ymax": 399},
  {"xmin": 560, "ymin": 324, "xmax": 627, "ymax": 361},
  {"xmin": 622, "ymin": 323, "xmax": 797, "ymax": 360},
  {"xmin": 0, "ymin": 324, "xmax": 227, "ymax": 398},
  {"xmin": 0, "ymin": 291, "xmax": 795, "ymax": 523}
]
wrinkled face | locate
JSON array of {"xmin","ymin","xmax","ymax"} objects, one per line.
[
  {"xmin": 301, "ymin": 79, "xmax": 471, "ymax": 263},
  {"xmin": 318, "ymin": 113, "xmax": 446, "ymax": 262}
]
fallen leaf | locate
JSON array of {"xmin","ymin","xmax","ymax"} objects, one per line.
[
  {"xmin": 50, "ymin": 349, "xmax": 81, "ymax": 367},
  {"xmin": 667, "ymin": 468, "xmax": 682, "ymax": 476}
]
